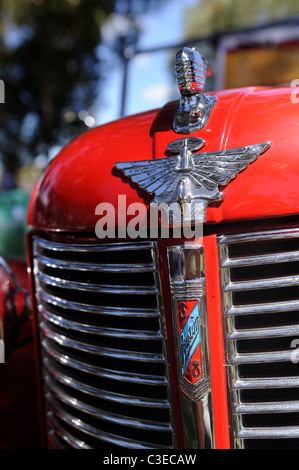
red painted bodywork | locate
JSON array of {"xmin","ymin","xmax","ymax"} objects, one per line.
[
  {"xmin": 27, "ymin": 85, "xmax": 299, "ymax": 449},
  {"xmin": 28, "ymin": 86, "xmax": 299, "ymax": 231},
  {"xmin": 0, "ymin": 259, "xmax": 40, "ymax": 449}
]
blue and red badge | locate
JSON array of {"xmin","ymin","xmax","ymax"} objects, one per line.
[{"xmin": 177, "ymin": 300, "xmax": 203, "ymax": 385}]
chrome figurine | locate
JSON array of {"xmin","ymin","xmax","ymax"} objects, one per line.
[
  {"xmin": 173, "ymin": 47, "xmax": 217, "ymax": 134},
  {"xmin": 115, "ymin": 137, "xmax": 271, "ymax": 224}
]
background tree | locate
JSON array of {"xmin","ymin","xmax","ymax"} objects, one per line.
[{"xmin": 0, "ymin": 0, "xmax": 166, "ymax": 176}]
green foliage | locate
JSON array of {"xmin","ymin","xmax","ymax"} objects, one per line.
[{"xmin": 0, "ymin": 0, "xmax": 165, "ymax": 173}]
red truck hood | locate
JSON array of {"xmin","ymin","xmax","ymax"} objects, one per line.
[{"xmin": 28, "ymin": 85, "xmax": 299, "ymax": 231}]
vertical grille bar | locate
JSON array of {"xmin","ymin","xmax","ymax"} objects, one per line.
[
  {"xmin": 32, "ymin": 235, "xmax": 176, "ymax": 449},
  {"xmin": 219, "ymin": 228, "xmax": 299, "ymax": 449}
]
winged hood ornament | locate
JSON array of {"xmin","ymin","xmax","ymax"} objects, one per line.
[{"xmin": 115, "ymin": 138, "xmax": 271, "ymax": 224}]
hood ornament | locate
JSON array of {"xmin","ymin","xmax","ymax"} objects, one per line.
[
  {"xmin": 115, "ymin": 138, "xmax": 271, "ymax": 224},
  {"xmin": 173, "ymin": 47, "xmax": 217, "ymax": 134}
]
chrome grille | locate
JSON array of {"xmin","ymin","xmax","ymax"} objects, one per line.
[
  {"xmin": 219, "ymin": 228, "xmax": 299, "ymax": 449},
  {"xmin": 32, "ymin": 236, "xmax": 175, "ymax": 449}
]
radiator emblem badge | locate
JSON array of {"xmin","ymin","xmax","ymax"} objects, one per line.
[
  {"xmin": 178, "ymin": 300, "xmax": 203, "ymax": 384},
  {"xmin": 115, "ymin": 138, "xmax": 271, "ymax": 224},
  {"xmin": 167, "ymin": 245, "xmax": 210, "ymax": 403}
]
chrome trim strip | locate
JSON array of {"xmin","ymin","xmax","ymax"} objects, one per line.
[
  {"xmin": 42, "ymin": 339, "xmax": 167, "ymax": 386},
  {"xmin": 36, "ymin": 254, "xmax": 155, "ymax": 273},
  {"xmin": 236, "ymin": 401, "xmax": 299, "ymax": 413},
  {"xmin": 218, "ymin": 228, "xmax": 299, "ymax": 245},
  {"xmin": 167, "ymin": 245, "xmax": 214, "ymax": 449},
  {"xmin": 230, "ymin": 324, "xmax": 299, "ymax": 340},
  {"xmin": 47, "ymin": 429, "xmax": 66, "ymax": 449},
  {"xmin": 221, "ymin": 250, "xmax": 299, "ymax": 268},
  {"xmin": 47, "ymin": 412, "xmax": 91, "ymax": 449},
  {"xmin": 232, "ymin": 350, "xmax": 294, "ymax": 364},
  {"xmin": 34, "ymin": 237, "xmax": 155, "ymax": 252},
  {"xmin": 39, "ymin": 307, "xmax": 162, "ymax": 340},
  {"xmin": 46, "ymin": 394, "xmax": 168, "ymax": 449},
  {"xmin": 45, "ymin": 376, "xmax": 172, "ymax": 432},
  {"xmin": 237, "ymin": 427, "xmax": 299, "ymax": 439},
  {"xmin": 39, "ymin": 290, "xmax": 160, "ymax": 317},
  {"xmin": 43, "ymin": 357, "xmax": 170, "ymax": 408},
  {"xmin": 38, "ymin": 272, "xmax": 158, "ymax": 295},
  {"xmin": 234, "ymin": 377, "xmax": 299, "ymax": 389},
  {"xmin": 225, "ymin": 274, "xmax": 299, "ymax": 292},
  {"xmin": 226, "ymin": 299, "xmax": 299, "ymax": 316},
  {"xmin": 47, "ymin": 430, "xmax": 63, "ymax": 449},
  {"xmin": 40, "ymin": 321, "xmax": 166, "ymax": 363}
]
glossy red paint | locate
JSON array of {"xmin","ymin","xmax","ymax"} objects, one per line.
[
  {"xmin": 28, "ymin": 110, "xmax": 157, "ymax": 231},
  {"xmin": 0, "ymin": 259, "xmax": 40, "ymax": 449},
  {"xmin": 203, "ymin": 234, "xmax": 230, "ymax": 449},
  {"xmin": 27, "ymin": 85, "xmax": 299, "ymax": 449},
  {"xmin": 28, "ymin": 86, "xmax": 299, "ymax": 232}
]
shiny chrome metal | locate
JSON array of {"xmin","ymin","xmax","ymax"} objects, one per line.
[
  {"xmin": 226, "ymin": 300, "xmax": 299, "ymax": 316},
  {"xmin": 42, "ymin": 338, "xmax": 167, "ymax": 386},
  {"xmin": 167, "ymin": 136, "xmax": 205, "ymax": 156},
  {"xmin": 236, "ymin": 401, "xmax": 299, "ymax": 413},
  {"xmin": 173, "ymin": 47, "xmax": 217, "ymax": 134},
  {"xmin": 116, "ymin": 140, "xmax": 271, "ymax": 224},
  {"xmin": 232, "ymin": 350, "xmax": 295, "ymax": 364},
  {"xmin": 230, "ymin": 324, "xmax": 299, "ymax": 340},
  {"xmin": 234, "ymin": 377, "xmax": 299, "ymax": 389},
  {"xmin": 47, "ymin": 416, "xmax": 92, "ymax": 449},
  {"xmin": 33, "ymin": 235, "xmax": 175, "ymax": 449},
  {"xmin": 36, "ymin": 253, "xmax": 155, "ymax": 273},
  {"xmin": 219, "ymin": 227, "xmax": 299, "ymax": 245},
  {"xmin": 39, "ymin": 290, "xmax": 160, "ymax": 317},
  {"xmin": 218, "ymin": 227, "xmax": 299, "ymax": 449},
  {"xmin": 221, "ymin": 250, "xmax": 299, "ymax": 267},
  {"xmin": 39, "ymin": 306, "xmax": 162, "ymax": 340},
  {"xmin": 38, "ymin": 271, "xmax": 157, "ymax": 295},
  {"xmin": 40, "ymin": 320, "xmax": 166, "ymax": 362},
  {"xmin": 45, "ymin": 374, "xmax": 172, "ymax": 432},
  {"xmin": 34, "ymin": 237, "xmax": 154, "ymax": 253},
  {"xmin": 237, "ymin": 427, "xmax": 299, "ymax": 439},
  {"xmin": 225, "ymin": 274, "xmax": 299, "ymax": 292},
  {"xmin": 43, "ymin": 357, "xmax": 170, "ymax": 408},
  {"xmin": 47, "ymin": 393, "xmax": 169, "ymax": 449},
  {"xmin": 167, "ymin": 245, "xmax": 214, "ymax": 449}
]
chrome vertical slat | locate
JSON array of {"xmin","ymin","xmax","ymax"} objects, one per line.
[
  {"xmin": 219, "ymin": 228, "xmax": 299, "ymax": 449},
  {"xmin": 32, "ymin": 235, "xmax": 175, "ymax": 449}
]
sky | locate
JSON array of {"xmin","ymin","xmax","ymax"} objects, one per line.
[{"xmin": 97, "ymin": 0, "xmax": 198, "ymax": 125}]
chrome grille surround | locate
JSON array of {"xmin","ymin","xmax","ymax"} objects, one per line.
[
  {"xmin": 219, "ymin": 228, "xmax": 299, "ymax": 449},
  {"xmin": 32, "ymin": 235, "xmax": 176, "ymax": 449}
]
